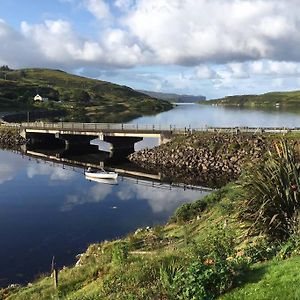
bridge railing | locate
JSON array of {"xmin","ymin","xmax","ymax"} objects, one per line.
[
  {"xmin": 7, "ymin": 121, "xmax": 300, "ymax": 134},
  {"xmin": 18, "ymin": 122, "xmax": 184, "ymax": 133}
]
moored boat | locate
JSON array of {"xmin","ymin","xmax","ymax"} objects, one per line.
[
  {"xmin": 85, "ymin": 167, "xmax": 118, "ymax": 180},
  {"xmin": 85, "ymin": 175, "xmax": 118, "ymax": 185}
]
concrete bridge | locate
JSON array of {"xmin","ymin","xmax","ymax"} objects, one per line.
[
  {"xmin": 18, "ymin": 122, "xmax": 180, "ymax": 155},
  {"xmin": 15, "ymin": 121, "xmax": 300, "ymax": 155}
]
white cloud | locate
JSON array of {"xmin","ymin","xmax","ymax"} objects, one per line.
[
  {"xmin": 123, "ymin": 0, "xmax": 300, "ymax": 65},
  {"xmin": 227, "ymin": 63, "xmax": 249, "ymax": 79},
  {"xmin": 251, "ymin": 60, "xmax": 300, "ymax": 76},
  {"xmin": 195, "ymin": 65, "xmax": 218, "ymax": 79},
  {"xmin": 2, "ymin": 0, "xmax": 300, "ymax": 97},
  {"xmin": 114, "ymin": 0, "xmax": 135, "ymax": 10},
  {"xmin": 83, "ymin": 0, "xmax": 111, "ymax": 21},
  {"xmin": 2, "ymin": 1, "xmax": 300, "ymax": 69}
]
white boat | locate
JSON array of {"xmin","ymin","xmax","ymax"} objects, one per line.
[
  {"xmin": 85, "ymin": 175, "xmax": 118, "ymax": 185},
  {"xmin": 85, "ymin": 168, "xmax": 118, "ymax": 180}
]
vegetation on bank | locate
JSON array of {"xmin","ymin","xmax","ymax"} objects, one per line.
[
  {"xmin": 2, "ymin": 139, "xmax": 300, "ymax": 299},
  {"xmin": 0, "ymin": 67, "xmax": 172, "ymax": 122},
  {"xmin": 205, "ymin": 90, "xmax": 300, "ymax": 108}
]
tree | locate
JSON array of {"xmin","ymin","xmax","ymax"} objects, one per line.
[{"xmin": 0, "ymin": 65, "xmax": 11, "ymax": 71}]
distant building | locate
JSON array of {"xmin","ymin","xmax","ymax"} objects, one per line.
[{"xmin": 34, "ymin": 94, "xmax": 48, "ymax": 102}]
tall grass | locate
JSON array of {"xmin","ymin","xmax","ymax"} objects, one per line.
[{"xmin": 240, "ymin": 140, "xmax": 300, "ymax": 240}]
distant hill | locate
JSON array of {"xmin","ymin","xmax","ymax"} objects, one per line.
[
  {"xmin": 0, "ymin": 67, "xmax": 172, "ymax": 122},
  {"xmin": 206, "ymin": 91, "xmax": 300, "ymax": 108},
  {"xmin": 138, "ymin": 90, "xmax": 206, "ymax": 103}
]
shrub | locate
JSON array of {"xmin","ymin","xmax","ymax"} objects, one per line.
[
  {"xmin": 158, "ymin": 256, "xmax": 184, "ymax": 297},
  {"xmin": 111, "ymin": 242, "xmax": 129, "ymax": 265},
  {"xmin": 277, "ymin": 234, "xmax": 300, "ymax": 259},
  {"xmin": 170, "ymin": 199, "xmax": 207, "ymax": 223},
  {"xmin": 189, "ymin": 226, "xmax": 236, "ymax": 260},
  {"xmin": 240, "ymin": 140, "xmax": 300, "ymax": 241},
  {"xmin": 243, "ymin": 239, "xmax": 280, "ymax": 263},
  {"xmin": 172, "ymin": 255, "xmax": 235, "ymax": 300}
]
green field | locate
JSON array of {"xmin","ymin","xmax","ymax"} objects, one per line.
[
  {"xmin": 0, "ymin": 67, "xmax": 172, "ymax": 122},
  {"xmin": 206, "ymin": 90, "xmax": 300, "ymax": 108}
]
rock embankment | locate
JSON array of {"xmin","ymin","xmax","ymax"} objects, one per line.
[
  {"xmin": 129, "ymin": 133, "xmax": 268, "ymax": 187},
  {"xmin": 0, "ymin": 126, "xmax": 26, "ymax": 149}
]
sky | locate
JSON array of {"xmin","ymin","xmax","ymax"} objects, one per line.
[{"xmin": 1, "ymin": 0, "xmax": 300, "ymax": 99}]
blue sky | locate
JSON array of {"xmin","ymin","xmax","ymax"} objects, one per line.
[{"xmin": 1, "ymin": 0, "xmax": 300, "ymax": 99}]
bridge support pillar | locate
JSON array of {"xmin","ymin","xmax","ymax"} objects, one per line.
[
  {"xmin": 159, "ymin": 133, "xmax": 172, "ymax": 145},
  {"xmin": 22, "ymin": 131, "xmax": 65, "ymax": 148},
  {"xmin": 103, "ymin": 136, "xmax": 143, "ymax": 156},
  {"xmin": 56, "ymin": 134, "xmax": 98, "ymax": 150}
]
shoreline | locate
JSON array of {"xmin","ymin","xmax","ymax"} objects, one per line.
[{"xmin": 128, "ymin": 132, "xmax": 270, "ymax": 188}]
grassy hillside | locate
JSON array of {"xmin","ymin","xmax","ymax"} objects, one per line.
[
  {"xmin": 138, "ymin": 90, "xmax": 206, "ymax": 102},
  {"xmin": 0, "ymin": 67, "xmax": 172, "ymax": 122},
  {"xmin": 206, "ymin": 90, "xmax": 300, "ymax": 108}
]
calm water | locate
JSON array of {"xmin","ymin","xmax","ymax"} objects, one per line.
[
  {"xmin": 2, "ymin": 103, "xmax": 300, "ymax": 287},
  {"xmin": 132, "ymin": 104, "xmax": 300, "ymax": 128},
  {"xmin": 0, "ymin": 149, "xmax": 204, "ymax": 286}
]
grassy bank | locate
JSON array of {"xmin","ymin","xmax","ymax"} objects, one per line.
[
  {"xmin": 205, "ymin": 90, "xmax": 300, "ymax": 108},
  {"xmin": 220, "ymin": 256, "xmax": 300, "ymax": 300}
]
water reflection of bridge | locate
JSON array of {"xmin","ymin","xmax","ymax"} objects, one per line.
[{"xmin": 18, "ymin": 147, "xmax": 213, "ymax": 193}]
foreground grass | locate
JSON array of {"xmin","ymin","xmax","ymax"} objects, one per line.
[{"xmin": 220, "ymin": 256, "xmax": 300, "ymax": 300}]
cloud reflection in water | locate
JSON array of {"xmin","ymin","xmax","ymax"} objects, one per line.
[{"xmin": 62, "ymin": 180, "xmax": 207, "ymax": 215}]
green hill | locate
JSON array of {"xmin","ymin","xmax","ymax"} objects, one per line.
[
  {"xmin": 206, "ymin": 90, "xmax": 300, "ymax": 108},
  {"xmin": 0, "ymin": 67, "xmax": 172, "ymax": 122}
]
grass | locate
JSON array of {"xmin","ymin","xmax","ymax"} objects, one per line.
[{"xmin": 220, "ymin": 256, "xmax": 300, "ymax": 300}]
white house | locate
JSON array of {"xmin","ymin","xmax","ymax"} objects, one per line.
[{"xmin": 34, "ymin": 94, "xmax": 48, "ymax": 102}]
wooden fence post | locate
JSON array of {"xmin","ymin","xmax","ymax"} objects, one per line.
[{"xmin": 51, "ymin": 256, "xmax": 59, "ymax": 290}]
